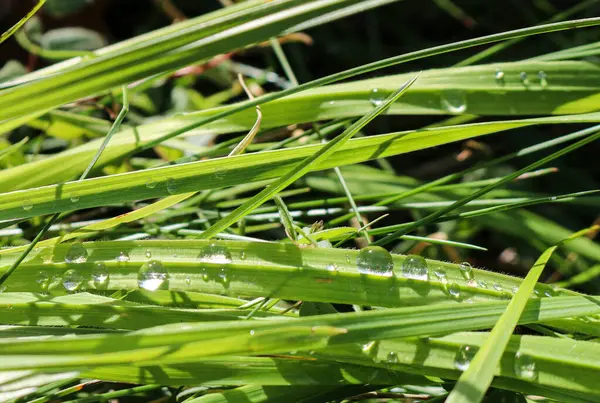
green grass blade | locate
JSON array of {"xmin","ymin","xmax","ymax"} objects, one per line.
[{"xmin": 0, "ymin": 0, "xmax": 46, "ymax": 45}]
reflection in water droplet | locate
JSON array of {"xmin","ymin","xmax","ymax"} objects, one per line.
[
  {"xmin": 138, "ymin": 260, "xmax": 168, "ymax": 291},
  {"xmin": 62, "ymin": 269, "xmax": 83, "ymax": 291},
  {"xmin": 117, "ymin": 251, "xmax": 130, "ymax": 262},
  {"xmin": 65, "ymin": 242, "xmax": 88, "ymax": 264},
  {"xmin": 454, "ymin": 345, "xmax": 476, "ymax": 371},
  {"xmin": 514, "ymin": 352, "xmax": 537, "ymax": 379},
  {"xmin": 447, "ymin": 283, "xmax": 461, "ymax": 299},
  {"xmin": 493, "ymin": 283, "xmax": 503, "ymax": 292},
  {"xmin": 145, "ymin": 179, "xmax": 157, "ymax": 189},
  {"xmin": 440, "ymin": 90, "xmax": 467, "ymax": 114},
  {"xmin": 21, "ymin": 199, "xmax": 33, "ymax": 211},
  {"xmin": 369, "ymin": 88, "xmax": 385, "ymax": 106},
  {"xmin": 538, "ymin": 71, "xmax": 547, "ymax": 88},
  {"xmin": 201, "ymin": 268, "xmax": 209, "ymax": 281},
  {"xmin": 511, "ymin": 285, "xmax": 519, "ymax": 293},
  {"xmin": 166, "ymin": 178, "xmax": 178, "ymax": 194},
  {"xmin": 520, "ymin": 71, "xmax": 529, "ymax": 86},
  {"xmin": 356, "ymin": 246, "xmax": 394, "ymax": 277},
  {"xmin": 198, "ymin": 243, "xmax": 233, "ymax": 264},
  {"xmin": 326, "ymin": 263, "xmax": 338, "ymax": 272},
  {"xmin": 477, "ymin": 280, "xmax": 488, "ymax": 288},
  {"xmin": 401, "ymin": 255, "xmax": 428, "ymax": 281},
  {"xmin": 145, "ymin": 250, "xmax": 152, "ymax": 259},
  {"xmin": 92, "ymin": 262, "xmax": 109, "ymax": 289},
  {"xmin": 433, "ymin": 268, "xmax": 447, "ymax": 283},
  {"xmin": 458, "ymin": 262, "xmax": 473, "ymax": 281},
  {"xmin": 218, "ymin": 267, "xmax": 230, "ymax": 285}
]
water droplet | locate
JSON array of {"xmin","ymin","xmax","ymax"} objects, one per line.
[
  {"xmin": 145, "ymin": 250, "xmax": 152, "ymax": 259},
  {"xmin": 0, "ymin": 285, "xmax": 5, "ymax": 293},
  {"xmin": 440, "ymin": 90, "xmax": 467, "ymax": 114},
  {"xmin": 116, "ymin": 251, "xmax": 130, "ymax": 262},
  {"xmin": 514, "ymin": 352, "xmax": 537, "ymax": 379},
  {"xmin": 401, "ymin": 255, "xmax": 429, "ymax": 281},
  {"xmin": 458, "ymin": 262, "xmax": 473, "ymax": 281},
  {"xmin": 356, "ymin": 246, "xmax": 394, "ymax": 277},
  {"xmin": 249, "ymin": 329, "xmax": 255, "ymax": 336},
  {"xmin": 538, "ymin": 71, "xmax": 547, "ymax": 88},
  {"xmin": 500, "ymin": 292, "xmax": 513, "ymax": 300},
  {"xmin": 166, "ymin": 178, "xmax": 178, "ymax": 194},
  {"xmin": 240, "ymin": 251, "xmax": 246, "ymax": 260},
  {"xmin": 328, "ymin": 101, "xmax": 335, "ymax": 106},
  {"xmin": 386, "ymin": 351, "xmax": 399, "ymax": 363},
  {"xmin": 454, "ymin": 345, "xmax": 476, "ymax": 371},
  {"xmin": 70, "ymin": 193, "xmax": 80, "ymax": 203},
  {"xmin": 65, "ymin": 242, "xmax": 88, "ymax": 264},
  {"xmin": 326, "ymin": 263, "xmax": 338, "ymax": 272},
  {"xmin": 214, "ymin": 170, "xmax": 226, "ymax": 180},
  {"xmin": 511, "ymin": 285, "xmax": 519, "ymax": 293},
  {"xmin": 218, "ymin": 267, "xmax": 230, "ymax": 285},
  {"xmin": 433, "ymin": 268, "xmax": 447, "ymax": 283},
  {"xmin": 520, "ymin": 71, "xmax": 529, "ymax": 86},
  {"xmin": 37, "ymin": 271, "xmax": 50, "ymax": 290},
  {"xmin": 362, "ymin": 340, "xmax": 378, "ymax": 357},
  {"xmin": 198, "ymin": 243, "xmax": 232, "ymax": 264},
  {"xmin": 62, "ymin": 269, "xmax": 83, "ymax": 291},
  {"xmin": 543, "ymin": 290, "xmax": 554, "ymax": 298},
  {"xmin": 138, "ymin": 260, "xmax": 168, "ymax": 291},
  {"xmin": 200, "ymin": 268, "xmax": 209, "ymax": 281},
  {"xmin": 477, "ymin": 280, "xmax": 488, "ymax": 288},
  {"xmin": 494, "ymin": 69, "xmax": 505, "ymax": 84},
  {"xmin": 345, "ymin": 254, "xmax": 351, "ymax": 264},
  {"xmin": 145, "ymin": 179, "xmax": 157, "ymax": 189},
  {"xmin": 185, "ymin": 276, "xmax": 191, "ymax": 285},
  {"xmin": 317, "ymin": 240, "xmax": 332, "ymax": 248},
  {"xmin": 21, "ymin": 199, "xmax": 33, "ymax": 211},
  {"xmin": 92, "ymin": 262, "xmax": 109, "ymax": 289},
  {"xmin": 493, "ymin": 283, "xmax": 503, "ymax": 292},
  {"xmin": 447, "ymin": 282, "xmax": 461, "ymax": 299},
  {"xmin": 369, "ymin": 88, "xmax": 384, "ymax": 106}
]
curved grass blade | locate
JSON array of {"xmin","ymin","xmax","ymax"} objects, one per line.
[{"xmin": 0, "ymin": 0, "xmax": 46, "ymax": 45}]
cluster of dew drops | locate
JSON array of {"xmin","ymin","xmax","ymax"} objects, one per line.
[
  {"xmin": 365, "ymin": 69, "xmax": 549, "ymax": 115},
  {"xmin": 33, "ymin": 241, "xmax": 244, "ymax": 294}
]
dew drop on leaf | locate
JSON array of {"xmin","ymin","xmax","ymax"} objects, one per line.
[
  {"xmin": 401, "ymin": 255, "xmax": 428, "ymax": 280},
  {"xmin": 62, "ymin": 269, "xmax": 83, "ymax": 291},
  {"xmin": 92, "ymin": 262, "xmax": 109, "ymax": 289},
  {"xmin": 65, "ymin": 242, "xmax": 88, "ymax": 264},
  {"xmin": 198, "ymin": 243, "xmax": 232, "ymax": 264},
  {"xmin": 454, "ymin": 345, "xmax": 476, "ymax": 371},
  {"xmin": 356, "ymin": 246, "xmax": 394, "ymax": 277},
  {"xmin": 137, "ymin": 260, "xmax": 168, "ymax": 291}
]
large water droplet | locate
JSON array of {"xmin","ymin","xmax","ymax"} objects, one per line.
[
  {"xmin": 538, "ymin": 71, "xmax": 547, "ymax": 88},
  {"xmin": 356, "ymin": 246, "xmax": 394, "ymax": 277},
  {"xmin": 454, "ymin": 345, "xmax": 476, "ymax": 371},
  {"xmin": 166, "ymin": 178, "xmax": 178, "ymax": 194},
  {"xmin": 369, "ymin": 88, "xmax": 385, "ymax": 106},
  {"xmin": 401, "ymin": 255, "xmax": 429, "ymax": 281},
  {"xmin": 440, "ymin": 90, "xmax": 467, "ymax": 114},
  {"xmin": 116, "ymin": 251, "xmax": 130, "ymax": 262},
  {"xmin": 459, "ymin": 261, "xmax": 473, "ymax": 281},
  {"xmin": 62, "ymin": 269, "xmax": 83, "ymax": 291},
  {"xmin": 198, "ymin": 243, "xmax": 232, "ymax": 264},
  {"xmin": 514, "ymin": 352, "xmax": 537, "ymax": 379},
  {"xmin": 92, "ymin": 262, "xmax": 109, "ymax": 289},
  {"xmin": 21, "ymin": 199, "xmax": 33, "ymax": 211},
  {"xmin": 138, "ymin": 260, "xmax": 168, "ymax": 291},
  {"xmin": 65, "ymin": 242, "xmax": 88, "ymax": 264}
]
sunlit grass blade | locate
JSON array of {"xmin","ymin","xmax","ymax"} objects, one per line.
[{"xmin": 0, "ymin": 0, "xmax": 46, "ymax": 45}]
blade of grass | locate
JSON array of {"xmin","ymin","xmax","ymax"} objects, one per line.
[{"xmin": 0, "ymin": 0, "xmax": 46, "ymax": 45}]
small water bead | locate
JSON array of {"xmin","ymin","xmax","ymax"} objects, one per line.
[
  {"xmin": 401, "ymin": 255, "xmax": 429, "ymax": 281},
  {"xmin": 493, "ymin": 283, "xmax": 503, "ymax": 292},
  {"xmin": 145, "ymin": 179, "xmax": 157, "ymax": 189},
  {"xmin": 65, "ymin": 242, "xmax": 88, "ymax": 264},
  {"xmin": 520, "ymin": 71, "xmax": 529, "ymax": 86},
  {"xmin": 138, "ymin": 260, "xmax": 169, "ymax": 291},
  {"xmin": 514, "ymin": 352, "xmax": 537, "ymax": 379},
  {"xmin": 458, "ymin": 261, "xmax": 473, "ymax": 281},
  {"xmin": 386, "ymin": 351, "xmax": 399, "ymax": 364},
  {"xmin": 326, "ymin": 263, "xmax": 338, "ymax": 272},
  {"xmin": 37, "ymin": 271, "xmax": 50, "ymax": 290},
  {"xmin": 356, "ymin": 246, "xmax": 394, "ymax": 277},
  {"xmin": 317, "ymin": 240, "xmax": 332, "ymax": 248},
  {"xmin": 198, "ymin": 243, "xmax": 232, "ymax": 264},
  {"xmin": 218, "ymin": 267, "xmax": 230, "ymax": 285},
  {"xmin": 433, "ymin": 268, "xmax": 447, "ymax": 283},
  {"xmin": 21, "ymin": 199, "xmax": 33, "ymax": 211},
  {"xmin": 454, "ymin": 345, "xmax": 476, "ymax": 371},
  {"xmin": 538, "ymin": 71, "xmax": 548, "ymax": 88},
  {"xmin": 200, "ymin": 268, "xmax": 209, "ymax": 281},
  {"xmin": 511, "ymin": 285, "xmax": 519, "ymax": 293},
  {"xmin": 494, "ymin": 69, "xmax": 505, "ymax": 83},
  {"xmin": 369, "ymin": 88, "xmax": 385, "ymax": 106},
  {"xmin": 345, "ymin": 254, "xmax": 351, "ymax": 264},
  {"xmin": 500, "ymin": 292, "xmax": 513, "ymax": 300},
  {"xmin": 91, "ymin": 262, "xmax": 109, "ymax": 289},
  {"xmin": 477, "ymin": 280, "xmax": 488, "ymax": 288},
  {"xmin": 240, "ymin": 251, "xmax": 247, "ymax": 260},
  {"xmin": 440, "ymin": 90, "xmax": 467, "ymax": 114},
  {"xmin": 70, "ymin": 193, "xmax": 80, "ymax": 203},
  {"xmin": 0, "ymin": 285, "xmax": 5, "ymax": 293},
  {"xmin": 166, "ymin": 177, "xmax": 178, "ymax": 194},
  {"xmin": 116, "ymin": 251, "xmax": 130, "ymax": 262},
  {"xmin": 62, "ymin": 269, "xmax": 83, "ymax": 291},
  {"xmin": 214, "ymin": 170, "xmax": 226, "ymax": 180},
  {"xmin": 447, "ymin": 283, "xmax": 461, "ymax": 299},
  {"xmin": 185, "ymin": 276, "xmax": 191, "ymax": 285},
  {"xmin": 145, "ymin": 250, "xmax": 152, "ymax": 259}
]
